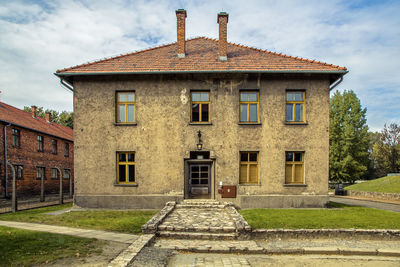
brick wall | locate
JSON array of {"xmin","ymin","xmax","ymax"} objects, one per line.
[{"xmin": 0, "ymin": 123, "xmax": 74, "ymax": 196}]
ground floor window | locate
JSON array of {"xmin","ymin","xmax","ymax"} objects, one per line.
[
  {"xmin": 10, "ymin": 165, "xmax": 23, "ymax": 180},
  {"xmin": 36, "ymin": 167, "xmax": 45, "ymax": 180},
  {"xmin": 51, "ymin": 168, "xmax": 58, "ymax": 179},
  {"xmin": 117, "ymin": 152, "xmax": 135, "ymax": 184},
  {"xmin": 285, "ymin": 151, "xmax": 305, "ymax": 184},
  {"xmin": 239, "ymin": 151, "xmax": 259, "ymax": 184},
  {"xmin": 64, "ymin": 169, "xmax": 71, "ymax": 180}
]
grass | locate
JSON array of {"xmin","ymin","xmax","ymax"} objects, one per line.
[
  {"xmin": 0, "ymin": 226, "xmax": 101, "ymax": 267},
  {"xmin": 344, "ymin": 175, "xmax": 400, "ymax": 193},
  {"xmin": 0, "ymin": 203, "xmax": 158, "ymax": 234},
  {"xmin": 239, "ymin": 202, "xmax": 400, "ymax": 229}
]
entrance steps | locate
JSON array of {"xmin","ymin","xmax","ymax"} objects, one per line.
[{"xmin": 176, "ymin": 199, "xmax": 224, "ymax": 209}]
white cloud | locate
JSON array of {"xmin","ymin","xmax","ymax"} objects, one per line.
[{"xmin": 0, "ymin": 0, "xmax": 399, "ymax": 130}]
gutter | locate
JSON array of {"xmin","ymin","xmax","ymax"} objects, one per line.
[
  {"xmin": 3, "ymin": 122, "xmax": 11, "ymax": 198},
  {"xmin": 329, "ymin": 76, "xmax": 344, "ymax": 91},
  {"xmin": 60, "ymin": 78, "xmax": 74, "ymax": 92}
]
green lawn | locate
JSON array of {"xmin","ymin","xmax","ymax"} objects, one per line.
[
  {"xmin": 0, "ymin": 226, "xmax": 101, "ymax": 267},
  {"xmin": 345, "ymin": 175, "xmax": 400, "ymax": 193},
  {"xmin": 240, "ymin": 202, "xmax": 400, "ymax": 229},
  {"xmin": 0, "ymin": 203, "xmax": 158, "ymax": 234}
]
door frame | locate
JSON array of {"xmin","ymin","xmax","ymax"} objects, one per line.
[{"xmin": 184, "ymin": 159, "xmax": 215, "ymax": 199}]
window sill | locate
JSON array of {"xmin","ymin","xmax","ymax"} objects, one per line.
[
  {"xmin": 284, "ymin": 122, "xmax": 308, "ymax": 125},
  {"xmin": 114, "ymin": 123, "xmax": 137, "ymax": 126},
  {"xmin": 239, "ymin": 183, "xmax": 261, "ymax": 186},
  {"xmin": 188, "ymin": 122, "xmax": 213, "ymax": 126},
  {"xmin": 284, "ymin": 184, "xmax": 307, "ymax": 187},
  {"xmin": 238, "ymin": 123, "xmax": 262, "ymax": 126},
  {"xmin": 113, "ymin": 183, "xmax": 138, "ymax": 187}
]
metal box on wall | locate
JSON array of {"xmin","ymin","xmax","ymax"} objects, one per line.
[{"xmin": 219, "ymin": 185, "xmax": 236, "ymax": 198}]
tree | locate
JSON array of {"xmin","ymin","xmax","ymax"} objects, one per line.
[
  {"xmin": 372, "ymin": 123, "xmax": 400, "ymax": 176},
  {"xmin": 23, "ymin": 106, "xmax": 73, "ymax": 129},
  {"xmin": 329, "ymin": 90, "xmax": 369, "ymax": 183}
]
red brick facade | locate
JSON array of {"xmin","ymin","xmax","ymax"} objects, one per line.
[{"xmin": 0, "ymin": 103, "xmax": 73, "ymax": 197}]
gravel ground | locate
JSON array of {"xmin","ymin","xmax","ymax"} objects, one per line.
[{"xmin": 129, "ymin": 247, "xmax": 176, "ymax": 267}]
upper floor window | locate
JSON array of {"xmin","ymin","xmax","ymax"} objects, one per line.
[
  {"xmin": 12, "ymin": 129, "xmax": 20, "ymax": 148},
  {"xmin": 117, "ymin": 152, "xmax": 136, "ymax": 184},
  {"xmin": 64, "ymin": 169, "xmax": 71, "ymax": 180},
  {"xmin": 116, "ymin": 92, "xmax": 135, "ymax": 123},
  {"xmin": 51, "ymin": 168, "xmax": 58, "ymax": 180},
  {"xmin": 36, "ymin": 167, "xmax": 45, "ymax": 180},
  {"xmin": 37, "ymin": 135, "xmax": 44, "ymax": 152},
  {"xmin": 52, "ymin": 139, "xmax": 58, "ymax": 154},
  {"xmin": 286, "ymin": 91, "xmax": 305, "ymax": 123},
  {"xmin": 239, "ymin": 152, "xmax": 259, "ymax": 184},
  {"xmin": 285, "ymin": 152, "xmax": 305, "ymax": 184},
  {"xmin": 64, "ymin": 143, "xmax": 69, "ymax": 157},
  {"xmin": 191, "ymin": 91, "xmax": 210, "ymax": 123},
  {"xmin": 240, "ymin": 91, "xmax": 259, "ymax": 123}
]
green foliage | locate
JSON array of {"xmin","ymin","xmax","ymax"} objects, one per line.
[
  {"xmin": 0, "ymin": 204, "xmax": 158, "ymax": 234},
  {"xmin": 239, "ymin": 202, "xmax": 400, "ymax": 229},
  {"xmin": 371, "ymin": 123, "xmax": 400, "ymax": 176},
  {"xmin": 0, "ymin": 226, "xmax": 99, "ymax": 266},
  {"xmin": 344, "ymin": 175, "xmax": 400, "ymax": 193},
  {"xmin": 23, "ymin": 106, "xmax": 73, "ymax": 129},
  {"xmin": 329, "ymin": 90, "xmax": 369, "ymax": 183}
]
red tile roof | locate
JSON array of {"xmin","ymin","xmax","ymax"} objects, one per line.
[
  {"xmin": 56, "ymin": 37, "xmax": 346, "ymax": 75},
  {"xmin": 0, "ymin": 102, "xmax": 73, "ymax": 141}
]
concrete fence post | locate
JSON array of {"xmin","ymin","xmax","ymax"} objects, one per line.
[
  {"xmin": 6, "ymin": 162, "xmax": 17, "ymax": 212},
  {"xmin": 69, "ymin": 171, "xmax": 73, "ymax": 199},
  {"xmin": 56, "ymin": 167, "xmax": 63, "ymax": 204},
  {"xmin": 40, "ymin": 170, "xmax": 45, "ymax": 202}
]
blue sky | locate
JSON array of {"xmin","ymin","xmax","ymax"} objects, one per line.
[{"xmin": 0, "ymin": 0, "xmax": 399, "ymax": 131}]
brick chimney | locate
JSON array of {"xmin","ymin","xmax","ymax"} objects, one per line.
[
  {"xmin": 217, "ymin": 12, "xmax": 229, "ymax": 61},
  {"xmin": 45, "ymin": 112, "xmax": 51, "ymax": 123},
  {"xmin": 176, "ymin": 9, "xmax": 187, "ymax": 58},
  {"xmin": 31, "ymin": 105, "xmax": 37, "ymax": 118}
]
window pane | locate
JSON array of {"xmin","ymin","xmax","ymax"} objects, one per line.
[
  {"xmin": 201, "ymin": 104, "xmax": 209, "ymax": 122},
  {"xmin": 191, "ymin": 166, "xmax": 199, "ymax": 172},
  {"xmin": 192, "ymin": 172, "xmax": 199, "ymax": 178},
  {"xmin": 249, "ymin": 165, "xmax": 258, "ymax": 183},
  {"xmin": 285, "ymin": 164, "xmax": 293, "ymax": 183},
  {"xmin": 200, "ymin": 166, "xmax": 208, "ymax": 172},
  {"xmin": 294, "ymin": 152, "xmax": 302, "ymax": 162},
  {"xmin": 119, "ymin": 165, "xmax": 126, "ymax": 182},
  {"xmin": 127, "ymin": 105, "xmax": 135, "ymax": 122},
  {"xmin": 118, "ymin": 105, "xmax": 125, "ymax": 122},
  {"xmin": 287, "ymin": 92, "xmax": 295, "ymax": 101},
  {"xmin": 295, "ymin": 104, "xmax": 303, "ymax": 121},
  {"xmin": 295, "ymin": 92, "xmax": 303, "ymax": 101},
  {"xmin": 250, "ymin": 104, "xmax": 257, "ymax": 122},
  {"xmin": 286, "ymin": 152, "xmax": 293, "ymax": 162},
  {"xmin": 192, "ymin": 104, "xmax": 200, "ymax": 122},
  {"xmin": 240, "ymin": 153, "xmax": 248, "ymax": 162},
  {"xmin": 200, "ymin": 92, "xmax": 209, "ymax": 101},
  {"xmin": 119, "ymin": 153, "xmax": 126, "ymax": 162},
  {"xmin": 127, "ymin": 153, "xmax": 135, "ymax": 162},
  {"xmin": 118, "ymin": 93, "xmax": 127, "ymax": 102},
  {"xmin": 200, "ymin": 172, "xmax": 208, "ymax": 178},
  {"xmin": 248, "ymin": 93, "xmax": 257, "ymax": 101},
  {"xmin": 286, "ymin": 104, "xmax": 293, "ymax": 121},
  {"xmin": 240, "ymin": 104, "xmax": 248, "ymax": 122},
  {"xmin": 127, "ymin": 93, "xmax": 135, "ymax": 102},
  {"xmin": 294, "ymin": 164, "xmax": 304, "ymax": 183},
  {"xmin": 192, "ymin": 93, "xmax": 201, "ymax": 101},
  {"xmin": 200, "ymin": 179, "xmax": 208, "ymax": 184},
  {"xmin": 191, "ymin": 179, "xmax": 199, "ymax": 184},
  {"xmin": 249, "ymin": 153, "xmax": 257, "ymax": 162},
  {"xmin": 128, "ymin": 165, "xmax": 135, "ymax": 182},
  {"xmin": 240, "ymin": 92, "xmax": 248, "ymax": 101},
  {"xmin": 239, "ymin": 164, "xmax": 247, "ymax": 183}
]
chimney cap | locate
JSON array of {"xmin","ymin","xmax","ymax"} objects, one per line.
[
  {"xmin": 217, "ymin": 12, "xmax": 229, "ymax": 23},
  {"xmin": 176, "ymin": 9, "xmax": 187, "ymax": 17}
]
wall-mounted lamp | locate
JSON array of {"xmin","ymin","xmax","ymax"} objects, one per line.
[{"xmin": 196, "ymin": 130, "xmax": 203, "ymax": 150}]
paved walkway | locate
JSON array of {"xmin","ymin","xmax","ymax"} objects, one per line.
[{"xmin": 330, "ymin": 196, "xmax": 400, "ymax": 213}]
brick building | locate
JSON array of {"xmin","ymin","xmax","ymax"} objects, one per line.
[{"xmin": 0, "ymin": 102, "xmax": 74, "ymax": 197}]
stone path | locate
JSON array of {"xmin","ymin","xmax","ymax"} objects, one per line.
[{"xmin": 330, "ymin": 196, "xmax": 400, "ymax": 213}]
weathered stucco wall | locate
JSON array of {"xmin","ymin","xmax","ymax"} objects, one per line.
[{"xmin": 73, "ymin": 73, "xmax": 330, "ymax": 209}]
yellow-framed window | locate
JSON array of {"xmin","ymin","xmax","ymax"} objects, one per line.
[
  {"xmin": 285, "ymin": 151, "xmax": 305, "ymax": 184},
  {"xmin": 191, "ymin": 91, "xmax": 210, "ymax": 123},
  {"xmin": 116, "ymin": 92, "xmax": 135, "ymax": 123},
  {"xmin": 239, "ymin": 151, "xmax": 259, "ymax": 184},
  {"xmin": 240, "ymin": 91, "xmax": 259, "ymax": 123},
  {"xmin": 117, "ymin": 152, "xmax": 136, "ymax": 184},
  {"xmin": 286, "ymin": 91, "xmax": 305, "ymax": 122}
]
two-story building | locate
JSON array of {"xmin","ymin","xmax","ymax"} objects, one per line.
[
  {"xmin": 55, "ymin": 10, "xmax": 347, "ymax": 209},
  {"xmin": 0, "ymin": 102, "xmax": 74, "ymax": 197}
]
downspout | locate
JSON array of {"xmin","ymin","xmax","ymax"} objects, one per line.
[
  {"xmin": 329, "ymin": 76, "xmax": 343, "ymax": 91},
  {"xmin": 3, "ymin": 122, "xmax": 11, "ymax": 198},
  {"xmin": 60, "ymin": 78, "xmax": 74, "ymax": 92}
]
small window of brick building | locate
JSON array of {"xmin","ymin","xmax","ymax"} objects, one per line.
[
  {"xmin": 51, "ymin": 168, "xmax": 58, "ymax": 180},
  {"xmin": 52, "ymin": 139, "xmax": 58, "ymax": 154},
  {"xmin": 64, "ymin": 143, "xmax": 69, "ymax": 157},
  {"xmin": 12, "ymin": 129, "xmax": 21, "ymax": 148},
  {"xmin": 36, "ymin": 167, "xmax": 45, "ymax": 180},
  {"xmin": 37, "ymin": 136, "xmax": 44, "ymax": 152}
]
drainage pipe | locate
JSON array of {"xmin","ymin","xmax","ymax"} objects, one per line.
[{"xmin": 3, "ymin": 123, "xmax": 11, "ymax": 198}]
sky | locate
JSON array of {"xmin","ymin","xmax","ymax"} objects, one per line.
[{"xmin": 0, "ymin": 0, "xmax": 399, "ymax": 131}]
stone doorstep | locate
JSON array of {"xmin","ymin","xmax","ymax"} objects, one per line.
[
  {"xmin": 157, "ymin": 225, "xmax": 236, "ymax": 233},
  {"xmin": 158, "ymin": 231, "xmax": 237, "ymax": 240},
  {"xmin": 175, "ymin": 204, "xmax": 226, "ymax": 209}
]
